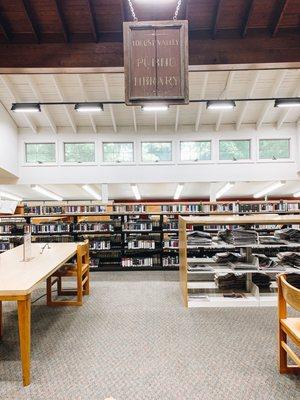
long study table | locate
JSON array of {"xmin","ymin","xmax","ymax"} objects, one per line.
[{"xmin": 0, "ymin": 242, "xmax": 78, "ymax": 386}]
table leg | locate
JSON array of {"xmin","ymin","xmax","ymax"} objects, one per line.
[
  {"xmin": 0, "ymin": 301, "xmax": 2, "ymax": 339},
  {"xmin": 17, "ymin": 295, "xmax": 31, "ymax": 386}
]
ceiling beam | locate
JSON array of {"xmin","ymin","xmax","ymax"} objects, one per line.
[
  {"xmin": 102, "ymin": 74, "xmax": 117, "ymax": 132},
  {"xmin": 175, "ymin": 106, "xmax": 180, "ymax": 132},
  {"xmin": 0, "ymin": 75, "xmax": 37, "ymax": 133},
  {"xmin": 236, "ymin": 70, "xmax": 260, "ymax": 130},
  {"xmin": 76, "ymin": 74, "xmax": 97, "ymax": 133},
  {"xmin": 271, "ymin": 0, "xmax": 289, "ymax": 37},
  {"xmin": 52, "ymin": 75, "xmax": 77, "ymax": 133},
  {"xmin": 86, "ymin": 0, "xmax": 98, "ymax": 42},
  {"xmin": 54, "ymin": 0, "xmax": 69, "ymax": 42},
  {"xmin": 277, "ymin": 76, "xmax": 300, "ymax": 129},
  {"xmin": 132, "ymin": 107, "xmax": 137, "ymax": 132},
  {"xmin": 215, "ymin": 70, "xmax": 235, "ymax": 132},
  {"xmin": 0, "ymin": 34, "xmax": 300, "ymax": 69},
  {"xmin": 212, "ymin": 0, "xmax": 222, "ymax": 39},
  {"xmin": 0, "ymin": 11, "xmax": 11, "ymax": 41},
  {"xmin": 27, "ymin": 76, "xmax": 57, "ymax": 134},
  {"xmin": 241, "ymin": 0, "xmax": 255, "ymax": 38},
  {"xmin": 22, "ymin": 0, "xmax": 40, "ymax": 42},
  {"xmin": 256, "ymin": 69, "xmax": 286, "ymax": 129},
  {"xmin": 195, "ymin": 72, "xmax": 209, "ymax": 131}
]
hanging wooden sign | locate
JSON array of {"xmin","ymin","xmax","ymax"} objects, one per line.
[{"xmin": 123, "ymin": 20, "xmax": 189, "ymax": 106}]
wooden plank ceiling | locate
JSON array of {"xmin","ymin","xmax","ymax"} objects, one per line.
[{"xmin": 0, "ymin": 0, "xmax": 299, "ymax": 69}]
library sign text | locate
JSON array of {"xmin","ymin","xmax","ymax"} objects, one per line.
[{"xmin": 123, "ymin": 20, "xmax": 189, "ymax": 105}]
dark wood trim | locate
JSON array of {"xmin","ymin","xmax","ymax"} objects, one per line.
[
  {"xmin": 271, "ymin": 0, "xmax": 290, "ymax": 37},
  {"xmin": 183, "ymin": 0, "xmax": 189, "ymax": 20},
  {"xmin": 86, "ymin": 0, "xmax": 98, "ymax": 42},
  {"xmin": 241, "ymin": 0, "xmax": 255, "ymax": 38},
  {"xmin": 120, "ymin": 0, "xmax": 128, "ymax": 23},
  {"xmin": 0, "ymin": 31, "xmax": 299, "ymax": 69},
  {"xmin": 0, "ymin": 11, "xmax": 11, "ymax": 41},
  {"xmin": 212, "ymin": 0, "xmax": 222, "ymax": 39},
  {"xmin": 54, "ymin": 0, "xmax": 69, "ymax": 43},
  {"xmin": 22, "ymin": 0, "xmax": 40, "ymax": 43}
]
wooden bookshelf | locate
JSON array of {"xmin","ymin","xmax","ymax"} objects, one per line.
[{"xmin": 179, "ymin": 214, "xmax": 300, "ymax": 308}]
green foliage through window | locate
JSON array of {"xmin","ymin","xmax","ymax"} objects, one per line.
[
  {"xmin": 180, "ymin": 141, "xmax": 211, "ymax": 161},
  {"xmin": 64, "ymin": 143, "xmax": 95, "ymax": 163},
  {"xmin": 219, "ymin": 140, "xmax": 250, "ymax": 161},
  {"xmin": 25, "ymin": 143, "xmax": 56, "ymax": 164},
  {"xmin": 259, "ymin": 139, "xmax": 290, "ymax": 160},
  {"xmin": 142, "ymin": 142, "xmax": 172, "ymax": 162},
  {"xmin": 103, "ymin": 142, "xmax": 134, "ymax": 163}
]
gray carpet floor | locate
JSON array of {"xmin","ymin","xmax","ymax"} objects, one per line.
[{"xmin": 0, "ymin": 271, "xmax": 299, "ymax": 400}]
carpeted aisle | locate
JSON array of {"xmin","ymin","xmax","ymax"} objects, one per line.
[{"xmin": 0, "ymin": 271, "xmax": 299, "ymax": 400}]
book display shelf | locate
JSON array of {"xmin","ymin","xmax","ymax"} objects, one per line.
[
  {"xmin": 179, "ymin": 214, "xmax": 300, "ymax": 308},
  {"xmin": 1, "ymin": 199, "xmax": 300, "ymax": 273}
]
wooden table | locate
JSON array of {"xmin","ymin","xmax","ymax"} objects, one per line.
[{"xmin": 0, "ymin": 242, "xmax": 78, "ymax": 386}]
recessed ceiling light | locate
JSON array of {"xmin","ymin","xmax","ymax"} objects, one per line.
[
  {"xmin": 207, "ymin": 100, "xmax": 236, "ymax": 110},
  {"xmin": 31, "ymin": 185, "xmax": 63, "ymax": 201},
  {"xmin": 274, "ymin": 98, "xmax": 300, "ymax": 108},
  {"xmin": 253, "ymin": 181, "xmax": 285, "ymax": 199},
  {"xmin": 216, "ymin": 182, "xmax": 234, "ymax": 199},
  {"xmin": 11, "ymin": 103, "xmax": 41, "ymax": 113},
  {"xmin": 0, "ymin": 191, "xmax": 23, "ymax": 201},
  {"xmin": 174, "ymin": 184, "xmax": 184, "ymax": 200},
  {"xmin": 141, "ymin": 104, "xmax": 169, "ymax": 112},
  {"xmin": 82, "ymin": 184, "xmax": 102, "ymax": 200},
  {"xmin": 74, "ymin": 102, "xmax": 104, "ymax": 112},
  {"xmin": 131, "ymin": 184, "xmax": 141, "ymax": 200}
]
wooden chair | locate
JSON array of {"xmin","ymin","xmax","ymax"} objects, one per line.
[
  {"xmin": 277, "ymin": 273, "xmax": 300, "ymax": 374},
  {"xmin": 46, "ymin": 240, "xmax": 90, "ymax": 307}
]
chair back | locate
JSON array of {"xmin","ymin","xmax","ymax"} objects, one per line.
[
  {"xmin": 278, "ymin": 274, "xmax": 300, "ymax": 312},
  {"xmin": 77, "ymin": 240, "xmax": 90, "ymax": 271}
]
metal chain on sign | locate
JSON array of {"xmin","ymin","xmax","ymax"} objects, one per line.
[
  {"xmin": 127, "ymin": 0, "xmax": 183, "ymax": 22},
  {"xmin": 173, "ymin": 0, "xmax": 182, "ymax": 20},
  {"xmin": 127, "ymin": 0, "xmax": 138, "ymax": 21}
]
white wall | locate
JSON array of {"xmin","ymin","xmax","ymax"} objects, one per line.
[
  {"xmin": 0, "ymin": 104, "xmax": 19, "ymax": 178},
  {"xmin": 17, "ymin": 123, "xmax": 300, "ymax": 185}
]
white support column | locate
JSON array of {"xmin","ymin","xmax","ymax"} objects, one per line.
[
  {"xmin": 52, "ymin": 75, "xmax": 77, "ymax": 133},
  {"xmin": 209, "ymin": 182, "xmax": 218, "ymax": 202},
  {"xmin": 101, "ymin": 183, "xmax": 109, "ymax": 203},
  {"xmin": 195, "ymin": 72, "xmax": 209, "ymax": 131},
  {"xmin": 77, "ymin": 74, "xmax": 97, "ymax": 133},
  {"xmin": 215, "ymin": 71, "xmax": 235, "ymax": 132},
  {"xmin": 27, "ymin": 76, "xmax": 57, "ymax": 134},
  {"xmin": 102, "ymin": 74, "xmax": 117, "ymax": 133},
  {"xmin": 154, "ymin": 112, "xmax": 158, "ymax": 132},
  {"xmin": 175, "ymin": 105, "xmax": 180, "ymax": 132},
  {"xmin": 0, "ymin": 75, "xmax": 38, "ymax": 133},
  {"xmin": 256, "ymin": 69, "xmax": 286, "ymax": 130},
  {"xmin": 236, "ymin": 70, "xmax": 260, "ymax": 130},
  {"xmin": 132, "ymin": 107, "xmax": 137, "ymax": 132}
]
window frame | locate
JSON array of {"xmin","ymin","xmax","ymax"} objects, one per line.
[
  {"xmin": 102, "ymin": 141, "xmax": 135, "ymax": 165},
  {"xmin": 141, "ymin": 141, "xmax": 173, "ymax": 164},
  {"xmin": 24, "ymin": 141, "xmax": 58, "ymax": 166},
  {"xmin": 179, "ymin": 140, "xmax": 212, "ymax": 164},
  {"xmin": 218, "ymin": 139, "xmax": 252, "ymax": 163},
  {"xmin": 63, "ymin": 141, "xmax": 96, "ymax": 165},
  {"xmin": 257, "ymin": 138, "xmax": 292, "ymax": 162}
]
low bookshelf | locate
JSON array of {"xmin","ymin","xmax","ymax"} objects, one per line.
[{"xmin": 179, "ymin": 214, "xmax": 300, "ymax": 308}]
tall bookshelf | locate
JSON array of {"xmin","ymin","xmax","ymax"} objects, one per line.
[{"xmin": 1, "ymin": 199, "xmax": 300, "ymax": 272}]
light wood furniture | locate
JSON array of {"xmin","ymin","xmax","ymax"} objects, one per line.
[
  {"xmin": 46, "ymin": 240, "xmax": 90, "ymax": 306},
  {"xmin": 179, "ymin": 214, "xmax": 300, "ymax": 308},
  {"xmin": 277, "ymin": 274, "xmax": 300, "ymax": 374},
  {"xmin": 0, "ymin": 242, "xmax": 78, "ymax": 386}
]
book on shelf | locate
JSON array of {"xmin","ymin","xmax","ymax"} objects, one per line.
[
  {"xmin": 73, "ymin": 222, "xmax": 114, "ymax": 233},
  {"xmin": 121, "ymin": 255, "xmax": 160, "ymax": 267},
  {"xmin": 90, "ymin": 241, "xmax": 111, "ymax": 250},
  {"xmin": 164, "ymin": 239, "xmax": 179, "ymax": 248},
  {"xmin": 162, "ymin": 255, "xmax": 179, "ymax": 267},
  {"xmin": 31, "ymin": 223, "xmax": 70, "ymax": 234},
  {"xmin": 123, "ymin": 222, "xmax": 153, "ymax": 231},
  {"xmin": 127, "ymin": 240, "xmax": 156, "ymax": 249}
]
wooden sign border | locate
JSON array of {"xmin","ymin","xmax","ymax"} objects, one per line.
[{"xmin": 123, "ymin": 20, "xmax": 189, "ymax": 106}]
